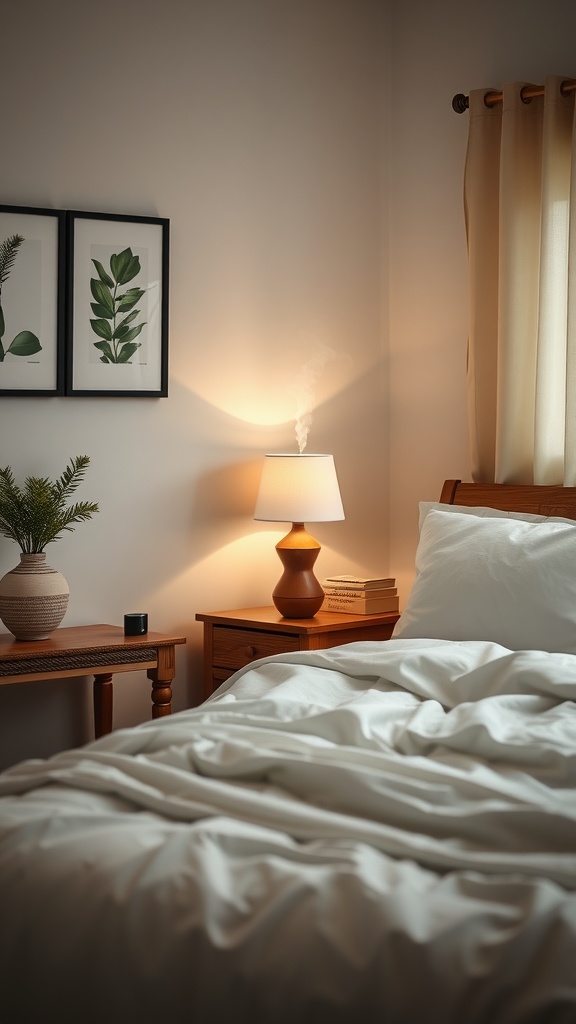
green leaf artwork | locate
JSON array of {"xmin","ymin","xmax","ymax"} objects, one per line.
[
  {"xmin": 89, "ymin": 248, "xmax": 146, "ymax": 363},
  {"xmin": 0, "ymin": 234, "xmax": 42, "ymax": 363}
]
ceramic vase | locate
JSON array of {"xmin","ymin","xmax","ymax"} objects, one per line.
[{"xmin": 0, "ymin": 552, "xmax": 69, "ymax": 641}]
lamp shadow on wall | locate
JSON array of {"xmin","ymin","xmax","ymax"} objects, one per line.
[{"xmin": 193, "ymin": 459, "xmax": 263, "ymax": 531}]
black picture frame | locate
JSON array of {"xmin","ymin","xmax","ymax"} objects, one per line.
[
  {"xmin": 65, "ymin": 211, "xmax": 169, "ymax": 397},
  {"xmin": 0, "ymin": 204, "xmax": 65, "ymax": 397}
]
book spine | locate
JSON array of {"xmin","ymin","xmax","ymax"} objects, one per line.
[
  {"xmin": 323, "ymin": 587, "xmax": 398, "ymax": 598},
  {"xmin": 322, "ymin": 580, "xmax": 395, "ymax": 591},
  {"xmin": 324, "ymin": 576, "xmax": 394, "ymax": 584},
  {"xmin": 325, "ymin": 594, "xmax": 399, "ymax": 603},
  {"xmin": 324, "ymin": 598, "xmax": 399, "ymax": 612}
]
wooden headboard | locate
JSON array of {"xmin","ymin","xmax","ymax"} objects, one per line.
[{"xmin": 440, "ymin": 479, "xmax": 576, "ymax": 520}]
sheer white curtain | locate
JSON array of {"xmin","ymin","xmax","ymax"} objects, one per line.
[{"xmin": 465, "ymin": 76, "xmax": 576, "ymax": 484}]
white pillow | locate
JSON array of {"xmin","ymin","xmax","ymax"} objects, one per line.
[
  {"xmin": 392, "ymin": 508, "xmax": 576, "ymax": 652},
  {"xmin": 418, "ymin": 501, "xmax": 576, "ymax": 531}
]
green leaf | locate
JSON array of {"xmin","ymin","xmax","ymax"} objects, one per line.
[
  {"xmin": 115, "ymin": 310, "xmax": 139, "ymax": 331},
  {"xmin": 119, "ymin": 255, "xmax": 141, "ymax": 284},
  {"xmin": 90, "ymin": 318, "xmax": 113, "ymax": 341},
  {"xmin": 93, "ymin": 340, "xmax": 115, "ymax": 361},
  {"xmin": 91, "ymin": 259, "xmax": 114, "ymax": 289},
  {"xmin": 111, "ymin": 248, "xmax": 141, "ymax": 285},
  {"xmin": 114, "ymin": 323, "xmax": 133, "ymax": 341},
  {"xmin": 115, "ymin": 323, "xmax": 145, "ymax": 345},
  {"xmin": 90, "ymin": 278, "xmax": 115, "ymax": 316},
  {"xmin": 7, "ymin": 331, "xmax": 42, "ymax": 356},
  {"xmin": 116, "ymin": 287, "xmax": 144, "ymax": 312},
  {"xmin": 110, "ymin": 249, "xmax": 130, "ymax": 282},
  {"xmin": 90, "ymin": 302, "xmax": 114, "ymax": 319},
  {"xmin": 113, "ymin": 321, "xmax": 144, "ymax": 342},
  {"xmin": 117, "ymin": 342, "xmax": 141, "ymax": 363},
  {"xmin": 0, "ymin": 304, "xmax": 4, "ymax": 340}
]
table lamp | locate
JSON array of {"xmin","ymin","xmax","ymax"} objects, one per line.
[{"xmin": 254, "ymin": 453, "xmax": 345, "ymax": 618}]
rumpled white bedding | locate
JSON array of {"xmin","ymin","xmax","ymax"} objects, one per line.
[{"xmin": 1, "ymin": 638, "xmax": 576, "ymax": 1024}]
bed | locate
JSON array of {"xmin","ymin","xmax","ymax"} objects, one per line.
[{"xmin": 1, "ymin": 479, "xmax": 576, "ymax": 1024}]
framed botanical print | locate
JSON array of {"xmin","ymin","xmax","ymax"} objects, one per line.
[
  {"xmin": 65, "ymin": 211, "xmax": 169, "ymax": 397},
  {"xmin": 0, "ymin": 204, "xmax": 65, "ymax": 396}
]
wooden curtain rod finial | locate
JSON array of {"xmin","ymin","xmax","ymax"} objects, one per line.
[{"xmin": 452, "ymin": 93, "xmax": 469, "ymax": 114}]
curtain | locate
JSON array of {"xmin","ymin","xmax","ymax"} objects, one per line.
[{"xmin": 465, "ymin": 76, "xmax": 576, "ymax": 484}]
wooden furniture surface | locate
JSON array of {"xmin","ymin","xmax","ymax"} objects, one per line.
[
  {"xmin": 0, "ymin": 624, "xmax": 186, "ymax": 738},
  {"xmin": 196, "ymin": 606, "xmax": 400, "ymax": 700},
  {"xmin": 440, "ymin": 479, "xmax": 576, "ymax": 519}
]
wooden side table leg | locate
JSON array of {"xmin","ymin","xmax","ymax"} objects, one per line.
[
  {"xmin": 147, "ymin": 644, "xmax": 175, "ymax": 720},
  {"xmin": 93, "ymin": 673, "xmax": 113, "ymax": 738},
  {"xmin": 202, "ymin": 623, "xmax": 215, "ymax": 701}
]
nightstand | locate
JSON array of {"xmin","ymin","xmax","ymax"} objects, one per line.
[{"xmin": 195, "ymin": 606, "xmax": 400, "ymax": 700}]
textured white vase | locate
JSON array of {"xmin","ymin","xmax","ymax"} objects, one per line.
[{"xmin": 0, "ymin": 552, "xmax": 69, "ymax": 641}]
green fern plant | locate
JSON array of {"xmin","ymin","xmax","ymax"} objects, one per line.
[
  {"xmin": 0, "ymin": 234, "xmax": 42, "ymax": 362},
  {"xmin": 0, "ymin": 456, "xmax": 99, "ymax": 553}
]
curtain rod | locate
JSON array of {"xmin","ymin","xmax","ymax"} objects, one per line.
[{"xmin": 452, "ymin": 79, "xmax": 576, "ymax": 113}]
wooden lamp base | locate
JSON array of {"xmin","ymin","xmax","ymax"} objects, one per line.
[{"xmin": 271, "ymin": 523, "xmax": 325, "ymax": 618}]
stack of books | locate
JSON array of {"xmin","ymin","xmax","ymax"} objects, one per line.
[{"xmin": 322, "ymin": 575, "xmax": 399, "ymax": 615}]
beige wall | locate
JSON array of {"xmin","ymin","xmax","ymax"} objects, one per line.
[
  {"xmin": 0, "ymin": 0, "xmax": 390, "ymax": 768},
  {"xmin": 2, "ymin": 0, "xmax": 576, "ymax": 770}
]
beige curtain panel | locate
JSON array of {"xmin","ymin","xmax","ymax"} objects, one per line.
[{"xmin": 465, "ymin": 76, "xmax": 576, "ymax": 484}]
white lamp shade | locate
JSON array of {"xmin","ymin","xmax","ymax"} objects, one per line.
[{"xmin": 254, "ymin": 454, "xmax": 345, "ymax": 523}]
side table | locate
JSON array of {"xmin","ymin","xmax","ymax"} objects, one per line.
[
  {"xmin": 195, "ymin": 606, "xmax": 400, "ymax": 700},
  {"xmin": 0, "ymin": 624, "xmax": 186, "ymax": 738}
]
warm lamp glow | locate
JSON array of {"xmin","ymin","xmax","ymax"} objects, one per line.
[{"xmin": 254, "ymin": 454, "xmax": 345, "ymax": 618}]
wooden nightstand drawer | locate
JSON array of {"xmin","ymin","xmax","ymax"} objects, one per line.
[
  {"xmin": 196, "ymin": 607, "xmax": 400, "ymax": 702},
  {"xmin": 213, "ymin": 626, "xmax": 299, "ymax": 670}
]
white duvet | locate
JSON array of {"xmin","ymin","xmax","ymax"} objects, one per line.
[{"xmin": 1, "ymin": 638, "xmax": 576, "ymax": 1024}]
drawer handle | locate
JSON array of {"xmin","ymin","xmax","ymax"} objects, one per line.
[{"xmin": 245, "ymin": 645, "xmax": 257, "ymax": 658}]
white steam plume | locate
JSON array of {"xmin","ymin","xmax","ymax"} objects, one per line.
[{"xmin": 287, "ymin": 342, "xmax": 338, "ymax": 453}]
